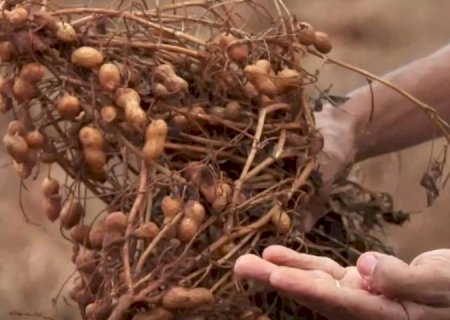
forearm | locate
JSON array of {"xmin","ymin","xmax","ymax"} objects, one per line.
[{"xmin": 340, "ymin": 44, "xmax": 450, "ymax": 162}]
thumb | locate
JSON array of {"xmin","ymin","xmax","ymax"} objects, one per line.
[
  {"xmin": 301, "ymin": 191, "xmax": 328, "ymax": 233},
  {"xmin": 357, "ymin": 252, "xmax": 450, "ymax": 307}
]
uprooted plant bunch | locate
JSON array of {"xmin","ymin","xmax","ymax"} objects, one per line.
[{"xmin": 1, "ymin": 1, "xmax": 443, "ymax": 319}]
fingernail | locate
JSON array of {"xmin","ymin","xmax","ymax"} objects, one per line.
[{"xmin": 358, "ymin": 254, "xmax": 377, "ymax": 277}]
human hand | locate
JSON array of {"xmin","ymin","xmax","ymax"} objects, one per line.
[
  {"xmin": 302, "ymin": 102, "xmax": 360, "ymax": 232},
  {"xmin": 233, "ymin": 245, "xmax": 450, "ymax": 320},
  {"xmin": 358, "ymin": 248, "xmax": 450, "ymax": 308}
]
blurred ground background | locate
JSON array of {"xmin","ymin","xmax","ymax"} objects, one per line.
[{"xmin": 1, "ymin": 0, "xmax": 450, "ymax": 319}]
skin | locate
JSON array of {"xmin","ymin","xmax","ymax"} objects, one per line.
[
  {"xmin": 305, "ymin": 43, "xmax": 450, "ymax": 231},
  {"xmin": 234, "ymin": 246, "xmax": 450, "ymax": 320},
  {"xmin": 234, "ymin": 45, "xmax": 450, "ymax": 319}
]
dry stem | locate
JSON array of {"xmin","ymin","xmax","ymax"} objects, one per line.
[
  {"xmin": 123, "ymin": 161, "xmax": 150, "ymax": 293},
  {"xmin": 136, "ymin": 211, "xmax": 184, "ymax": 273},
  {"xmin": 205, "ymin": 203, "xmax": 281, "ymax": 255}
]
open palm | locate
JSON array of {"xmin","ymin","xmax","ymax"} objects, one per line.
[{"xmin": 234, "ymin": 246, "xmax": 450, "ymax": 320}]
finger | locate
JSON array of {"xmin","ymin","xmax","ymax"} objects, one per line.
[
  {"xmin": 410, "ymin": 249, "xmax": 450, "ymax": 266},
  {"xmin": 357, "ymin": 252, "xmax": 450, "ymax": 306},
  {"xmin": 262, "ymin": 245, "xmax": 346, "ymax": 280},
  {"xmin": 403, "ymin": 301, "xmax": 450, "ymax": 320},
  {"xmin": 301, "ymin": 194, "xmax": 328, "ymax": 233},
  {"xmin": 269, "ymin": 266, "xmax": 407, "ymax": 320},
  {"xmin": 356, "ymin": 251, "xmax": 407, "ymax": 292},
  {"xmin": 233, "ymin": 254, "xmax": 277, "ymax": 285}
]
